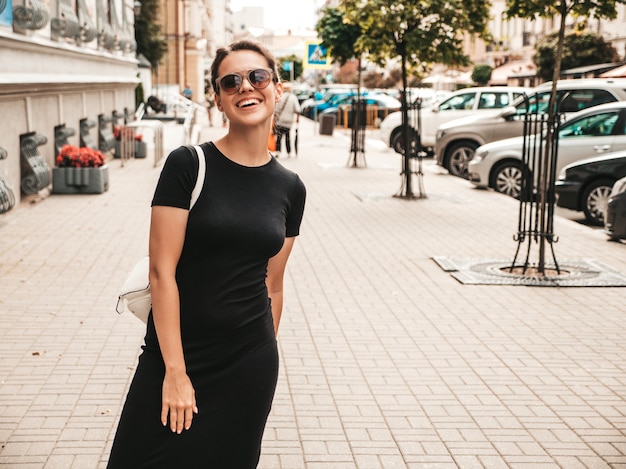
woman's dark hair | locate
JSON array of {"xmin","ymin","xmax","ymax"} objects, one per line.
[{"xmin": 210, "ymin": 40, "xmax": 280, "ymax": 94}]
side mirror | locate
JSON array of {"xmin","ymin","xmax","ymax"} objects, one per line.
[{"xmin": 499, "ymin": 106, "xmax": 517, "ymax": 119}]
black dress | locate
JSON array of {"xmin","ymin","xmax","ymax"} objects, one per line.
[{"xmin": 107, "ymin": 143, "xmax": 306, "ymax": 469}]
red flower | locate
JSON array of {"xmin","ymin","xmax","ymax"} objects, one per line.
[{"xmin": 56, "ymin": 145, "xmax": 106, "ymax": 168}]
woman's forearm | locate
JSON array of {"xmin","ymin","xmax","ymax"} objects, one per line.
[{"xmin": 150, "ymin": 276, "xmax": 186, "ymax": 371}]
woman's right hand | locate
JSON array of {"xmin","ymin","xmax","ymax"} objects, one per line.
[{"xmin": 161, "ymin": 369, "xmax": 198, "ymax": 434}]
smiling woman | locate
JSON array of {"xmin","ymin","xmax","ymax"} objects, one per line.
[{"xmin": 107, "ymin": 39, "xmax": 306, "ymax": 469}]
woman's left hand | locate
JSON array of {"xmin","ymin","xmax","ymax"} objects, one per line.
[{"xmin": 161, "ymin": 369, "xmax": 198, "ymax": 433}]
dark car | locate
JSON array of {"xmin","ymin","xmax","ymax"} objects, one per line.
[
  {"xmin": 319, "ymin": 93, "xmax": 401, "ymax": 128},
  {"xmin": 555, "ymin": 150, "xmax": 626, "ymax": 225},
  {"xmin": 605, "ymin": 176, "xmax": 626, "ymax": 240}
]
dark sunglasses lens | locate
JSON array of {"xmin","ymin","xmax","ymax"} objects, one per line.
[
  {"xmin": 250, "ymin": 69, "xmax": 271, "ymax": 87},
  {"xmin": 220, "ymin": 74, "xmax": 241, "ymax": 93}
]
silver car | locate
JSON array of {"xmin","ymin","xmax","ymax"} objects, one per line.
[
  {"xmin": 467, "ymin": 101, "xmax": 626, "ymax": 198},
  {"xmin": 379, "ymin": 86, "xmax": 527, "ymax": 155},
  {"xmin": 436, "ymin": 79, "xmax": 626, "ymax": 178}
]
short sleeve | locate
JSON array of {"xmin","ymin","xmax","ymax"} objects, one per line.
[
  {"xmin": 285, "ymin": 174, "xmax": 306, "ymax": 237},
  {"xmin": 151, "ymin": 146, "xmax": 199, "ymax": 209}
]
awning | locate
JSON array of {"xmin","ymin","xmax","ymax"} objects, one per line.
[
  {"xmin": 560, "ymin": 62, "xmax": 623, "ymax": 78},
  {"xmin": 489, "ymin": 60, "xmax": 536, "ymax": 85},
  {"xmin": 599, "ymin": 64, "xmax": 626, "ymax": 78}
]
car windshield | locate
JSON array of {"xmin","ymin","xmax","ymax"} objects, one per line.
[{"xmin": 438, "ymin": 92, "xmax": 476, "ymax": 110}]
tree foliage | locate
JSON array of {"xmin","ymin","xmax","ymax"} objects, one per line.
[
  {"xmin": 135, "ymin": 0, "xmax": 168, "ymax": 68},
  {"xmin": 340, "ymin": 0, "xmax": 491, "ymax": 70},
  {"xmin": 472, "ymin": 64, "xmax": 493, "ymax": 86},
  {"xmin": 505, "ymin": 0, "xmax": 626, "ymax": 112},
  {"xmin": 506, "ymin": 0, "xmax": 626, "ymax": 20},
  {"xmin": 316, "ymin": 7, "xmax": 363, "ymax": 65},
  {"xmin": 335, "ymin": 0, "xmax": 492, "ymax": 197},
  {"xmin": 534, "ymin": 31, "xmax": 620, "ymax": 81}
]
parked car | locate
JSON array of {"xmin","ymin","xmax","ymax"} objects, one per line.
[
  {"xmin": 605, "ymin": 175, "xmax": 626, "ymax": 240},
  {"xmin": 467, "ymin": 101, "xmax": 626, "ymax": 199},
  {"xmin": 436, "ymin": 79, "xmax": 626, "ymax": 178},
  {"xmin": 555, "ymin": 150, "xmax": 626, "ymax": 225},
  {"xmin": 291, "ymin": 84, "xmax": 316, "ymax": 104},
  {"xmin": 300, "ymin": 88, "xmax": 361, "ymax": 120},
  {"xmin": 379, "ymin": 86, "xmax": 528, "ymax": 155},
  {"xmin": 382, "ymin": 88, "xmax": 450, "ymax": 111},
  {"xmin": 318, "ymin": 93, "xmax": 401, "ymax": 128}
]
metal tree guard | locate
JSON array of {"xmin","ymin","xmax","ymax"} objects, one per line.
[
  {"xmin": 509, "ymin": 94, "xmax": 563, "ymax": 275},
  {"xmin": 347, "ymin": 96, "xmax": 366, "ymax": 168},
  {"xmin": 396, "ymin": 92, "xmax": 426, "ymax": 199}
]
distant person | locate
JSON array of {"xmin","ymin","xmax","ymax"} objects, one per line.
[
  {"xmin": 274, "ymin": 82, "xmax": 300, "ymax": 157},
  {"xmin": 182, "ymin": 83, "xmax": 193, "ymax": 101},
  {"xmin": 205, "ymin": 86, "xmax": 215, "ymax": 126}
]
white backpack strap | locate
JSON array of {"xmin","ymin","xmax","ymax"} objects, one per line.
[{"xmin": 189, "ymin": 144, "xmax": 206, "ymax": 209}]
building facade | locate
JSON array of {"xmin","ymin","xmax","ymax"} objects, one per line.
[{"xmin": 0, "ymin": 0, "xmax": 140, "ymax": 206}]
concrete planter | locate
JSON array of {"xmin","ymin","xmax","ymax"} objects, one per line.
[{"xmin": 52, "ymin": 165, "xmax": 109, "ymax": 194}]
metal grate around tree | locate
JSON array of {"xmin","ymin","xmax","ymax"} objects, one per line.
[
  {"xmin": 347, "ymin": 97, "xmax": 366, "ymax": 168},
  {"xmin": 509, "ymin": 96, "xmax": 563, "ymax": 276}
]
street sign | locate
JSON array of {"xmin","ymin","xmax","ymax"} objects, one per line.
[{"xmin": 304, "ymin": 42, "xmax": 330, "ymax": 69}]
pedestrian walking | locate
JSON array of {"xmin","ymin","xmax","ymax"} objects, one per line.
[
  {"xmin": 205, "ymin": 83, "xmax": 216, "ymax": 127},
  {"xmin": 182, "ymin": 83, "xmax": 193, "ymax": 101},
  {"xmin": 274, "ymin": 82, "xmax": 300, "ymax": 157},
  {"xmin": 107, "ymin": 39, "xmax": 306, "ymax": 469}
]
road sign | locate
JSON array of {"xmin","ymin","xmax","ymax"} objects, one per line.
[{"xmin": 304, "ymin": 42, "xmax": 330, "ymax": 69}]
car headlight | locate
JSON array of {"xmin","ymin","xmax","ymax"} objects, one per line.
[
  {"xmin": 472, "ymin": 149, "xmax": 487, "ymax": 163},
  {"xmin": 610, "ymin": 178, "xmax": 626, "ymax": 197}
]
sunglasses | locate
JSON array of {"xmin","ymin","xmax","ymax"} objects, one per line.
[{"xmin": 216, "ymin": 68, "xmax": 274, "ymax": 94}]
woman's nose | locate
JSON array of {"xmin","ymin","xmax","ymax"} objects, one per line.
[{"xmin": 239, "ymin": 76, "xmax": 254, "ymax": 92}]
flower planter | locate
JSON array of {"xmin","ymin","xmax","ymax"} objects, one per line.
[{"xmin": 52, "ymin": 165, "xmax": 109, "ymax": 194}]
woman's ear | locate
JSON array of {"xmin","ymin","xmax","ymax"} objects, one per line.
[
  {"xmin": 275, "ymin": 82, "xmax": 283, "ymax": 102},
  {"xmin": 215, "ymin": 92, "xmax": 223, "ymax": 111}
]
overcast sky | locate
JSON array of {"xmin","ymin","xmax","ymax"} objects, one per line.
[{"xmin": 230, "ymin": 0, "xmax": 323, "ymax": 31}]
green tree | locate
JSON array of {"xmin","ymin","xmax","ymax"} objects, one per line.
[
  {"xmin": 316, "ymin": 7, "xmax": 363, "ymax": 66},
  {"xmin": 339, "ymin": 0, "xmax": 491, "ymax": 198},
  {"xmin": 506, "ymin": 0, "xmax": 626, "ymax": 272},
  {"xmin": 472, "ymin": 64, "xmax": 493, "ymax": 86},
  {"xmin": 135, "ymin": 0, "xmax": 168, "ymax": 68},
  {"xmin": 534, "ymin": 31, "xmax": 620, "ymax": 81},
  {"xmin": 506, "ymin": 0, "xmax": 626, "ymax": 106},
  {"xmin": 316, "ymin": 7, "xmax": 368, "ymax": 168}
]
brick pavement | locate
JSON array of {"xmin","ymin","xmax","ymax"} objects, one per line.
[{"xmin": 1, "ymin": 115, "xmax": 625, "ymax": 468}]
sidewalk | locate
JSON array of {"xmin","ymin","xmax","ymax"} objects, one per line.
[{"xmin": 1, "ymin": 114, "xmax": 626, "ymax": 468}]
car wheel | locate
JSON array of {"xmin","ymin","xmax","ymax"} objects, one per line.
[
  {"xmin": 491, "ymin": 161, "xmax": 524, "ymax": 198},
  {"xmin": 445, "ymin": 141, "xmax": 478, "ymax": 179},
  {"xmin": 582, "ymin": 179, "xmax": 614, "ymax": 225},
  {"xmin": 391, "ymin": 129, "xmax": 418, "ymax": 155}
]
